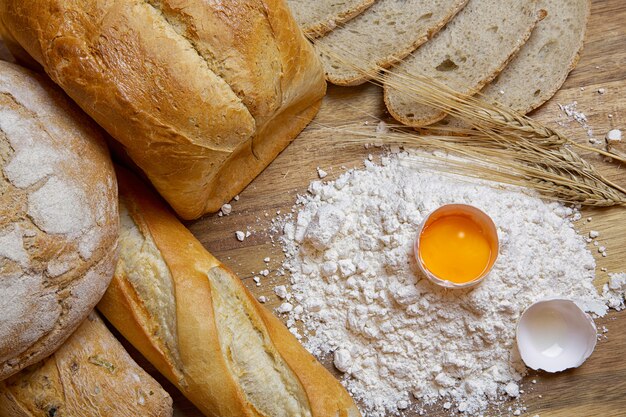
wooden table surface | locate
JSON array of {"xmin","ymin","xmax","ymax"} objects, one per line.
[{"xmin": 148, "ymin": 1, "xmax": 625, "ymax": 416}]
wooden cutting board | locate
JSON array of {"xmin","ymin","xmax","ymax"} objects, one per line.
[{"xmin": 160, "ymin": 1, "xmax": 625, "ymax": 415}]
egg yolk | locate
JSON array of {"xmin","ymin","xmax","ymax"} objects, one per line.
[{"xmin": 419, "ymin": 214, "xmax": 493, "ymax": 284}]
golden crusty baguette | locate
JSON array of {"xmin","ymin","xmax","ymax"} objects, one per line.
[
  {"xmin": 0, "ymin": 0, "xmax": 326, "ymax": 220},
  {"xmin": 0, "ymin": 312, "xmax": 173, "ymax": 417},
  {"xmin": 97, "ymin": 168, "xmax": 361, "ymax": 417}
]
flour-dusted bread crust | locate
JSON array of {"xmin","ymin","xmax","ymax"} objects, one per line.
[
  {"xmin": 286, "ymin": 0, "xmax": 376, "ymax": 38},
  {"xmin": 0, "ymin": 0, "xmax": 326, "ymax": 220},
  {"xmin": 0, "ymin": 312, "xmax": 173, "ymax": 417},
  {"xmin": 384, "ymin": 0, "xmax": 542, "ymax": 127},
  {"xmin": 479, "ymin": 0, "xmax": 591, "ymax": 114},
  {"xmin": 98, "ymin": 168, "xmax": 361, "ymax": 417},
  {"xmin": 315, "ymin": 0, "xmax": 469, "ymax": 86},
  {"xmin": 0, "ymin": 61, "xmax": 118, "ymax": 381}
]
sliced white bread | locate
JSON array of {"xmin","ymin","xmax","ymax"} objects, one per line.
[
  {"xmin": 287, "ymin": 0, "xmax": 376, "ymax": 38},
  {"xmin": 314, "ymin": 0, "xmax": 469, "ymax": 86},
  {"xmin": 480, "ymin": 0, "xmax": 591, "ymax": 114},
  {"xmin": 384, "ymin": 0, "xmax": 543, "ymax": 127}
]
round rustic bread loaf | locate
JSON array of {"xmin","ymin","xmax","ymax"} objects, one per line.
[{"xmin": 0, "ymin": 60, "xmax": 118, "ymax": 381}]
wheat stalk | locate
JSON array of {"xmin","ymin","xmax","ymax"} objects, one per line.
[
  {"xmin": 311, "ymin": 37, "xmax": 626, "ymax": 164},
  {"xmin": 310, "ymin": 121, "xmax": 626, "ymax": 207},
  {"xmin": 303, "ymin": 34, "xmax": 626, "ymax": 206}
]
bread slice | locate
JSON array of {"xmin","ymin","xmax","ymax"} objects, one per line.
[
  {"xmin": 479, "ymin": 0, "xmax": 591, "ymax": 114},
  {"xmin": 287, "ymin": 0, "xmax": 376, "ymax": 38},
  {"xmin": 384, "ymin": 0, "xmax": 543, "ymax": 127},
  {"xmin": 315, "ymin": 0, "xmax": 469, "ymax": 86}
]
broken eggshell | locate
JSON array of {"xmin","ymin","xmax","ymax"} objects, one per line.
[{"xmin": 516, "ymin": 298, "xmax": 597, "ymax": 373}]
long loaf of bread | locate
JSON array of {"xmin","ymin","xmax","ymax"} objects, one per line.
[
  {"xmin": 97, "ymin": 168, "xmax": 360, "ymax": 417},
  {"xmin": 0, "ymin": 312, "xmax": 172, "ymax": 417},
  {"xmin": 0, "ymin": 0, "xmax": 326, "ymax": 220}
]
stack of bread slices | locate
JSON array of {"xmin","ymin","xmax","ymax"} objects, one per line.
[{"xmin": 287, "ymin": 0, "xmax": 591, "ymax": 125}]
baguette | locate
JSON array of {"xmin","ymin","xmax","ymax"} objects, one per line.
[
  {"xmin": 0, "ymin": 0, "xmax": 326, "ymax": 220},
  {"xmin": 0, "ymin": 312, "xmax": 172, "ymax": 417},
  {"xmin": 98, "ymin": 167, "xmax": 361, "ymax": 417}
]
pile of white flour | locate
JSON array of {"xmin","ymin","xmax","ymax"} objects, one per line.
[{"xmin": 276, "ymin": 152, "xmax": 609, "ymax": 416}]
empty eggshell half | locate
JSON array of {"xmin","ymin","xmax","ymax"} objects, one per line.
[{"xmin": 516, "ymin": 298, "xmax": 597, "ymax": 373}]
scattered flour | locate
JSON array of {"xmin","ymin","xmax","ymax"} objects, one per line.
[
  {"xmin": 276, "ymin": 152, "xmax": 608, "ymax": 416},
  {"xmin": 558, "ymin": 102, "xmax": 593, "ymax": 138},
  {"xmin": 603, "ymin": 273, "xmax": 626, "ymax": 311},
  {"xmin": 221, "ymin": 203, "xmax": 232, "ymax": 215},
  {"xmin": 606, "ymin": 129, "xmax": 622, "ymax": 144},
  {"xmin": 277, "ymin": 302, "xmax": 294, "ymax": 313},
  {"xmin": 274, "ymin": 285, "xmax": 289, "ymax": 300}
]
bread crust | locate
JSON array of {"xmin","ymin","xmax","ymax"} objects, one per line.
[
  {"xmin": 392, "ymin": 0, "xmax": 590, "ymax": 132},
  {"xmin": 0, "ymin": 0, "xmax": 326, "ymax": 220},
  {"xmin": 98, "ymin": 168, "xmax": 360, "ymax": 417},
  {"xmin": 288, "ymin": 0, "xmax": 376, "ymax": 38},
  {"xmin": 0, "ymin": 312, "xmax": 173, "ymax": 417},
  {"xmin": 384, "ymin": 3, "xmax": 544, "ymax": 127},
  {"xmin": 317, "ymin": 0, "xmax": 469, "ymax": 86},
  {"xmin": 486, "ymin": 0, "xmax": 591, "ymax": 115},
  {"xmin": 0, "ymin": 61, "xmax": 118, "ymax": 381}
]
